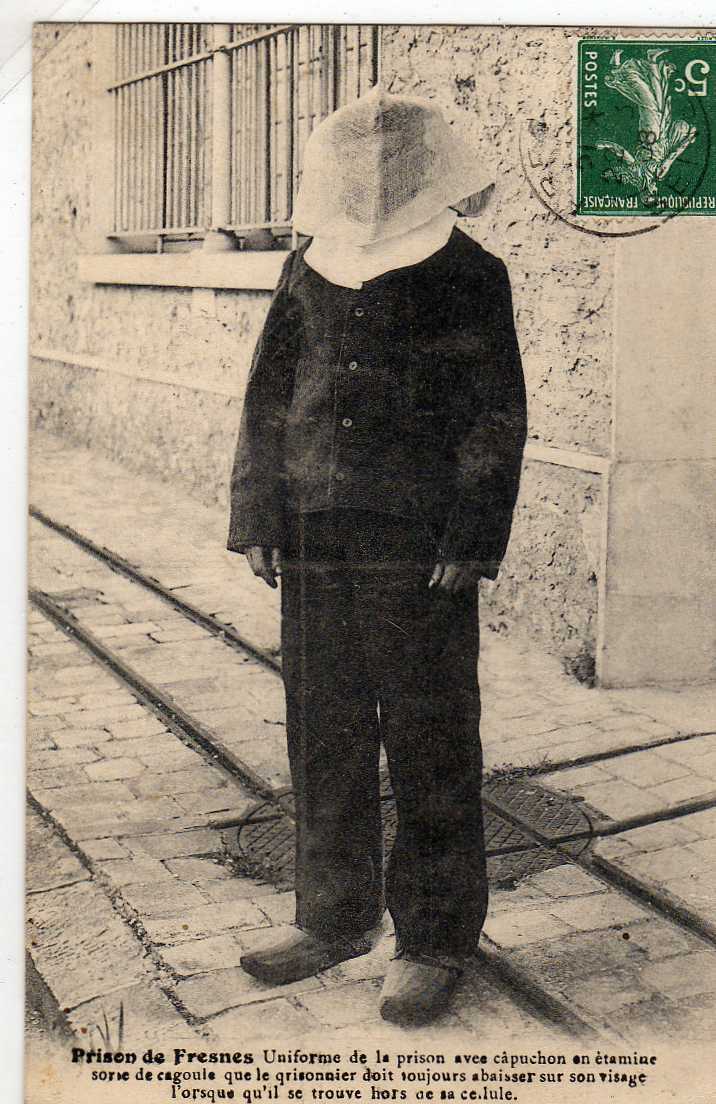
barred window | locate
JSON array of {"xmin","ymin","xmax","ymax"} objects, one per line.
[{"xmin": 109, "ymin": 23, "xmax": 380, "ymax": 250}]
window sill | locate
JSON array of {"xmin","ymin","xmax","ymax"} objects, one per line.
[{"xmin": 77, "ymin": 250, "xmax": 286, "ymax": 291}]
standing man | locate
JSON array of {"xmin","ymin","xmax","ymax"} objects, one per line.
[{"xmin": 227, "ymin": 88, "xmax": 527, "ymax": 1025}]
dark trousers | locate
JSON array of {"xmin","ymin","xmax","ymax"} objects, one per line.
[{"xmin": 280, "ymin": 509, "xmax": 488, "ymax": 957}]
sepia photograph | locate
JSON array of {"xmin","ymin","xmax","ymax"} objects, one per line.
[{"xmin": 23, "ymin": 18, "xmax": 716, "ymax": 1103}]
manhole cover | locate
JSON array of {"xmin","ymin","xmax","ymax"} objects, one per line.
[{"xmin": 226, "ymin": 775, "xmax": 595, "ymax": 891}]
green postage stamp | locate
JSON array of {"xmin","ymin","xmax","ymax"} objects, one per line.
[{"xmin": 577, "ymin": 39, "xmax": 716, "ymax": 215}]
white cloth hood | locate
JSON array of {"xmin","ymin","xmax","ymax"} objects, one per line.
[{"xmin": 292, "ymin": 86, "xmax": 491, "ymax": 247}]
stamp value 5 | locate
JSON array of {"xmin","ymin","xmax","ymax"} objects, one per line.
[{"xmin": 577, "ymin": 39, "xmax": 716, "ymax": 215}]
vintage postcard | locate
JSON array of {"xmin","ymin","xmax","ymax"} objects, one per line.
[{"xmin": 26, "ymin": 21, "xmax": 715, "ymax": 1104}]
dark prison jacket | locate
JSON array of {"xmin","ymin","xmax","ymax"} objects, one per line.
[{"xmin": 227, "ymin": 226, "xmax": 527, "ymax": 580}]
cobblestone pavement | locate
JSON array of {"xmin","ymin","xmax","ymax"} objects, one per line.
[{"xmin": 25, "ymin": 431, "xmax": 716, "ymax": 1050}]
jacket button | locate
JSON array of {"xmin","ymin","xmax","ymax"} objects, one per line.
[
  {"xmin": 354, "ymin": 308, "xmax": 364, "ymax": 317},
  {"xmin": 335, "ymin": 472, "xmax": 346, "ymax": 482},
  {"xmin": 341, "ymin": 417, "xmax": 353, "ymax": 428},
  {"xmin": 348, "ymin": 360, "xmax": 358, "ymax": 370}
]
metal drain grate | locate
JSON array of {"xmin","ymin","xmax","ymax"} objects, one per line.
[{"xmin": 226, "ymin": 776, "xmax": 595, "ymax": 892}]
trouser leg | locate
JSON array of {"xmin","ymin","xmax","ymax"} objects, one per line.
[
  {"xmin": 353, "ymin": 518, "xmax": 487, "ymax": 957},
  {"xmin": 281, "ymin": 513, "xmax": 383, "ymax": 940}
]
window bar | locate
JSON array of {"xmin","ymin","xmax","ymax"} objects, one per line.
[
  {"xmin": 133, "ymin": 26, "xmax": 141, "ymax": 230},
  {"xmin": 236, "ymin": 43, "xmax": 245, "ymax": 224},
  {"xmin": 176, "ymin": 27, "xmax": 186, "ymax": 226},
  {"xmin": 126, "ymin": 26, "xmax": 134, "ymax": 230},
  {"xmin": 140, "ymin": 28, "xmax": 149, "ymax": 230},
  {"xmin": 285, "ymin": 28, "xmax": 295, "ymax": 223},
  {"xmin": 167, "ymin": 60, "xmax": 176, "ymax": 229},
  {"xmin": 268, "ymin": 32, "xmax": 277, "ymax": 222},
  {"xmin": 153, "ymin": 28, "xmax": 160, "ymax": 230},
  {"xmin": 229, "ymin": 49, "xmax": 237, "ymax": 224},
  {"xmin": 261, "ymin": 35, "xmax": 271, "ymax": 223}
]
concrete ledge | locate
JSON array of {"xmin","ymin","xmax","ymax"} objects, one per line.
[
  {"xmin": 78, "ymin": 251, "xmax": 286, "ymax": 290},
  {"xmin": 30, "ymin": 347, "xmax": 610, "ymax": 476}
]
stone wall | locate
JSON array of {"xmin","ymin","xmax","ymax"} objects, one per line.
[{"xmin": 30, "ymin": 23, "xmax": 615, "ymax": 668}]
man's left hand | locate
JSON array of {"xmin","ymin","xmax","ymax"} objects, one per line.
[{"xmin": 429, "ymin": 561, "xmax": 482, "ymax": 593}]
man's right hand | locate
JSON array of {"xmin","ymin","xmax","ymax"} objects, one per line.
[{"xmin": 246, "ymin": 546, "xmax": 282, "ymax": 589}]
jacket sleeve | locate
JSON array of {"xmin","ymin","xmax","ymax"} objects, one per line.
[
  {"xmin": 227, "ymin": 251, "xmax": 302, "ymax": 553},
  {"xmin": 439, "ymin": 258, "xmax": 527, "ymax": 578}
]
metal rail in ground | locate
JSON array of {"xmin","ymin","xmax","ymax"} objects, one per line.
[
  {"xmin": 28, "ymin": 585, "xmax": 596, "ymax": 1041},
  {"xmin": 30, "ymin": 505, "xmax": 715, "ymax": 777},
  {"xmin": 30, "ymin": 515, "xmax": 716, "ymax": 949}
]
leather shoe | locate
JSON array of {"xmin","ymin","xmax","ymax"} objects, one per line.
[
  {"xmin": 240, "ymin": 926, "xmax": 375, "ymax": 985},
  {"xmin": 379, "ymin": 948, "xmax": 464, "ymax": 1025}
]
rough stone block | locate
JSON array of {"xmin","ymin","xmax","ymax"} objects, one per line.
[
  {"xmin": 160, "ymin": 934, "xmax": 245, "ymax": 977},
  {"xmin": 126, "ymin": 829, "xmax": 222, "ymax": 860},
  {"xmin": 85, "ymin": 757, "xmax": 146, "ymax": 782},
  {"xmin": 28, "ymin": 881, "xmax": 150, "ymax": 1010},
  {"xmin": 143, "ymin": 901, "xmax": 268, "ymax": 946},
  {"xmin": 173, "ymin": 965, "xmax": 322, "ymax": 1019},
  {"xmin": 207, "ymin": 996, "xmax": 318, "ymax": 1041},
  {"xmin": 164, "ymin": 856, "xmax": 231, "ymax": 882}
]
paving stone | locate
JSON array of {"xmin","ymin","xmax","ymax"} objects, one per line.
[
  {"xmin": 680, "ymin": 807, "xmax": 716, "ymax": 839},
  {"xmin": 564, "ymin": 779, "xmax": 666, "ymax": 819},
  {"xmin": 150, "ymin": 626, "xmax": 214, "ymax": 643},
  {"xmin": 65, "ymin": 704, "xmax": 147, "ymax": 728},
  {"xmin": 296, "ymin": 978, "xmax": 383, "ymax": 1028},
  {"xmin": 31, "ymin": 781, "xmax": 136, "ymax": 809},
  {"xmin": 173, "ymin": 964, "xmax": 323, "ymax": 1019},
  {"xmin": 254, "ymin": 891, "xmax": 295, "ymax": 926},
  {"xmin": 93, "ymin": 621, "xmax": 161, "ymax": 639},
  {"xmin": 106, "ymin": 716, "xmax": 173, "ymax": 741},
  {"xmin": 98, "ymin": 856, "xmax": 178, "ymax": 888},
  {"xmin": 207, "ymin": 996, "xmax": 318, "ymax": 1040},
  {"xmin": 548, "ymin": 893, "xmax": 649, "ymax": 932},
  {"xmin": 85, "ymin": 757, "xmax": 146, "ymax": 782},
  {"xmin": 610, "ymin": 819, "xmax": 703, "ymax": 852},
  {"xmin": 606, "ymin": 750, "xmax": 693, "ymax": 788},
  {"xmin": 53, "ymin": 796, "xmax": 183, "ymax": 838},
  {"xmin": 173, "ymin": 788, "xmax": 249, "ymax": 817},
  {"xmin": 102, "ymin": 732, "xmax": 180, "ymax": 759},
  {"xmin": 196, "ymin": 878, "xmax": 275, "ymax": 904},
  {"xmin": 139, "ymin": 746, "xmax": 206, "ymax": 772},
  {"xmin": 28, "ymin": 733, "xmax": 56, "ymax": 753},
  {"xmin": 541, "ymin": 763, "xmax": 614, "ymax": 789},
  {"xmin": 640, "ymin": 950, "xmax": 716, "ymax": 1000},
  {"xmin": 68, "ymin": 981, "xmax": 201, "ymax": 1048},
  {"xmin": 77, "ymin": 689, "xmax": 139, "ymax": 709},
  {"xmin": 160, "ymin": 934, "xmax": 246, "ymax": 977},
  {"xmin": 129, "ymin": 767, "xmax": 228, "ymax": 798},
  {"xmin": 29, "ymin": 880, "xmax": 150, "ymax": 1010},
  {"xmin": 28, "ymin": 716, "xmax": 68, "ymax": 736},
  {"xmin": 31, "ymin": 747, "xmax": 100, "ymax": 770},
  {"xmin": 605, "ymin": 843, "xmax": 705, "ymax": 884},
  {"xmin": 143, "ymin": 900, "xmax": 268, "ymax": 946},
  {"xmin": 28, "ymin": 764, "xmax": 96, "ymax": 790},
  {"xmin": 566, "ymin": 967, "xmax": 658, "ymax": 1015},
  {"xmin": 51, "ymin": 727, "xmax": 113, "ymax": 749},
  {"xmin": 82, "ymin": 838, "xmax": 129, "ymax": 861},
  {"xmin": 126, "ymin": 829, "xmax": 223, "ymax": 860},
  {"xmin": 120, "ymin": 880, "xmax": 208, "ymax": 917},
  {"xmin": 28, "ymin": 697, "xmax": 79, "ymax": 716},
  {"xmin": 523, "ymin": 865, "xmax": 607, "ymax": 898},
  {"xmin": 648, "ymin": 774, "xmax": 716, "ymax": 805},
  {"xmin": 625, "ymin": 921, "xmax": 699, "ymax": 961},
  {"xmin": 508, "ymin": 925, "xmax": 648, "ymax": 982},
  {"xmin": 483, "ymin": 907, "xmax": 573, "ymax": 948},
  {"xmin": 165, "ymin": 856, "xmax": 232, "ymax": 882},
  {"xmin": 26, "ymin": 810, "xmax": 90, "ymax": 894}
]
